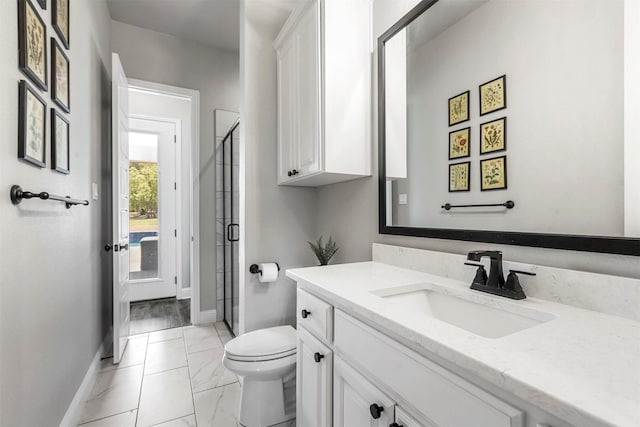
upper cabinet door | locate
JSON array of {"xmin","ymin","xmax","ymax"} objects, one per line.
[
  {"xmin": 277, "ymin": 35, "xmax": 297, "ymax": 184},
  {"xmin": 295, "ymin": 0, "xmax": 321, "ymax": 177}
]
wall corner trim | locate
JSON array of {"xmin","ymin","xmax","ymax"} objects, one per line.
[{"xmin": 198, "ymin": 309, "xmax": 218, "ymax": 325}]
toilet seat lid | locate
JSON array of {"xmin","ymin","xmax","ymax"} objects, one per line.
[{"xmin": 225, "ymin": 325, "xmax": 296, "ymax": 361}]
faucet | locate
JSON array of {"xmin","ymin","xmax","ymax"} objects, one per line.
[{"xmin": 465, "ymin": 251, "xmax": 535, "ymax": 300}]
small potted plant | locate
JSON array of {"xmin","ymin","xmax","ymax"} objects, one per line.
[{"xmin": 308, "ymin": 236, "xmax": 339, "ymax": 266}]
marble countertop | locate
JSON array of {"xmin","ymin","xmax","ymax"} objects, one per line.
[{"xmin": 286, "ymin": 262, "xmax": 640, "ymax": 427}]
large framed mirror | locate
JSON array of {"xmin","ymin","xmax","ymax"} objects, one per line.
[{"xmin": 378, "ymin": 0, "xmax": 640, "ymax": 255}]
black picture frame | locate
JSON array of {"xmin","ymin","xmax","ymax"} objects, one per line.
[
  {"xmin": 36, "ymin": 0, "xmax": 46, "ymax": 9},
  {"xmin": 18, "ymin": 80, "xmax": 47, "ymax": 168},
  {"xmin": 480, "ymin": 117, "xmax": 507, "ymax": 155},
  {"xmin": 448, "ymin": 90, "xmax": 470, "ymax": 126},
  {"xmin": 51, "ymin": 37, "xmax": 70, "ymax": 112},
  {"xmin": 376, "ymin": 0, "xmax": 640, "ymax": 255},
  {"xmin": 52, "ymin": 0, "xmax": 69, "ymax": 49},
  {"xmin": 51, "ymin": 109, "xmax": 70, "ymax": 174},
  {"xmin": 448, "ymin": 126, "xmax": 470, "ymax": 160},
  {"xmin": 18, "ymin": 0, "xmax": 48, "ymax": 91},
  {"xmin": 479, "ymin": 74, "xmax": 507, "ymax": 116},
  {"xmin": 448, "ymin": 161, "xmax": 471, "ymax": 193},
  {"xmin": 480, "ymin": 155, "xmax": 507, "ymax": 191}
]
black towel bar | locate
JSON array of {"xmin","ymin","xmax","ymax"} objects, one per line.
[
  {"xmin": 10, "ymin": 185, "xmax": 89, "ymax": 209},
  {"xmin": 441, "ymin": 200, "xmax": 515, "ymax": 211}
]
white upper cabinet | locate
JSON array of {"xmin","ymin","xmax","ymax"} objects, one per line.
[{"xmin": 275, "ymin": 0, "xmax": 372, "ymax": 187}]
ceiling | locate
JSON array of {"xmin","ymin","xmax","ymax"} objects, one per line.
[{"xmin": 107, "ymin": 0, "xmax": 240, "ymax": 51}]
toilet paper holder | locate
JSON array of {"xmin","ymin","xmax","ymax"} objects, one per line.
[{"xmin": 249, "ymin": 263, "xmax": 280, "ymax": 275}]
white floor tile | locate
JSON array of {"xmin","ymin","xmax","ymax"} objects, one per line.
[
  {"xmin": 193, "ymin": 382, "xmax": 241, "ymax": 427},
  {"xmin": 99, "ymin": 335, "xmax": 148, "ymax": 372},
  {"xmin": 187, "ymin": 347, "xmax": 237, "ymax": 393},
  {"xmin": 183, "ymin": 324, "xmax": 222, "ymax": 354},
  {"xmin": 78, "ymin": 366, "xmax": 143, "ymax": 424},
  {"xmin": 150, "ymin": 414, "xmax": 197, "ymax": 427},
  {"xmin": 137, "ymin": 367, "xmax": 194, "ymax": 427},
  {"xmin": 77, "ymin": 409, "xmax": 137, "ymax": 427},
  {"xmin": 149, "ymin": 327, "xmax": 183, "ymax": 344},
  {"xmin": 145, "ymin": 338, "xmax": 187, "ymax": 375}
]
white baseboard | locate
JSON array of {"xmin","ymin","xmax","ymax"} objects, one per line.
[
  {"xmin": 198, "ymin": 309, "xmax": 217, "ymax": 324},
  {"xmin": 177, "ymin": 287, "xmax": 192, "ymax": 300},
  {"xmin": 59, "ymin": 334, "xmax": 108, "ymax": 427}
]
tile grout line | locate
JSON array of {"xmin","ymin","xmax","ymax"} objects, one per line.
[
  {"xmin": 133, "ymin": 334, "xmax": 150, "ymax": 427},
  {"xmin": 76, "ymin": 408, "xmax": 137, "ymax": 426}
]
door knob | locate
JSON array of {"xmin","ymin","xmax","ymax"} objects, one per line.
[
  {"xmin": 104, "ymin": 244, "xmax": 113, "ymax": 252},
  {"xmin": 292, "ymin": 169, "xmax": 298, "ymax": 175},
  {"xmin": 369, "ymin": 403, "xmax": 384, "ymax": 419},
  {"xmin": 119, "ymin": 243, "xmax": 129, "ymax": 251},
  {"xmin": 314, "ymin": 352, "xmax": 324, "ymax": 363},
  {"xmin": 287, "ymin": 170, "xmax": 292, "ymax": 177},
  {"xmin": 301, "ymin": 309, "xmax": 311, "ymax": 318}
]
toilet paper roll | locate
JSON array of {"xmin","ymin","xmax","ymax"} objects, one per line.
[{"xmin": 259, "ymin": 263, "xmax": 279, "ymax": 283}]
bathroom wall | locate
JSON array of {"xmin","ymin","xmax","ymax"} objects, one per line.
[
  {"xmin": 110, "ymin": 21, "xmax": 240, "ymax": 310},
  {"xmin": 239, "ymin": 0, "xmax": 318, "ymax": 334},
  {"xmin": 0, "ymin": 1, "xmax": 112, "ymax": 425},
  {"xmin": 315, "ymin": 0, "xmax": 640, "ymax": 279},
  {"xmin": 129, "ymin": 89, "xmax": 192, "ymax": 291}
]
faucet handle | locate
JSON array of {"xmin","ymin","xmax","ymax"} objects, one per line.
[
  {"xmin": 465, "ymin": 262, "xmax": 487, "ymax": 287},
  {"xmin": 464, "ymin": 262, "xmax": 484, "ymax": 267},
  {"xmin": 509, "ymin": 269, "xmax": 536, "ymax": 276},
  {"xmin": 503, "ymin": 270, "xmax": 534, "ymax": 300}
]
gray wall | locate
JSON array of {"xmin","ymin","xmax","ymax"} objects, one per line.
[
  {"xmin": 0, "ymin": 1, "xmax": 113, "ymax": 425},
  {"xmin": 239, "ymin": 0, "xmax": 318, "ymax": 334},
  {"xmin": 315, "ymin": 0, "xmax": 640, "ymax": 280},
  {"xmin": 110, "ymin": 20, "xmax": 240, "ymax": 310}
]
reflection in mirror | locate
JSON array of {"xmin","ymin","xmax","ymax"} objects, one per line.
[{"xmin": 382, "ymin": 0, "xmax": 640, "ymax": 243}]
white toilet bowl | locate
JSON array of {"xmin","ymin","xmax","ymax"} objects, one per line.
[{"xmin": 223, "ymin": 325, "xmax": 296, "ymax": 427}]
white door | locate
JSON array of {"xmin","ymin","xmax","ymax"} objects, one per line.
[
  {"xmin": 334, "ymin": 357, "xmax": 396, "ymax": 427},
  {"xmin": 128, "ymin": 117, "xmax": 178, "ymax": 301},
  {"xmin": 297, "ymin": 327, "xmax": 332, "ymax": 427},
  {"xmin": 112, "ymin": 53, "xmax": 130, "ymax": 363}
]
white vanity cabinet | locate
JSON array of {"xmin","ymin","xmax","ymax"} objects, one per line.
[
  {"xmin": 274, "ymin": 0, "xmax": 372, "ymax": 187},
  {"xmin": 297, "ymin": 327, "xmax": 333, "ymax": 427}
]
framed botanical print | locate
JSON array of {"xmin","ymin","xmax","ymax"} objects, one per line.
[
  {"xmin": 51, "ymin": 38, "xmax": 70, "ymax": 112},
  {"xmin": 480, "ymin": 117, "xmax": 506, "ymax": 154},
  {"xmin": 18, "ymin": 0, "xmax": 48, "ymax": 91},
  {"xmin": 480, "ymin": 155, "xmax": 507, "ymax": 191},
  {"xmin": 51, "ymin": 109, "xmax": 70, "ymax": 174},
  {"xmin": 448, "ymin": 90, "xmax": 469, "ymax": 126},
  {"xmin": 479, "ymin": 75, "xmax": 506, "ymax": 116},
  {"xmin": 18, "ymin": 80, "xmax": 47, "ymax": 168},
  {"xmin": 449, "ymin": 161, "xmax": 470, "ymax": 192},
  {"xmin": 449, "ymin": 127, "xmax": 470, "ymax": 160},
  {"xmin": 52, "ymin": 0, "xmax": 69, "ymax": 49}
]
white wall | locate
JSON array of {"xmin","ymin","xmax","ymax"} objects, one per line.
[
  {"xmin": 396, "ymin": 0, "xmax": 624, "ymax": 236},
  {"xmin": 129, "ymin": 89, "xmax": 192, "ymax": 289},
  {"xmin": 315, "ymin": 0, "xmax": 640, "ymax": 279},
  {"xmin": 0, "ymin": 1, "xmax": 112, "ymax": 425},
  {"xmin": 240, "ymin": 0, "xmax": 318, "ymax": 334},
  {"xmin": 111, "ymin": 20, "xmax": 240, "ymax": 310}
]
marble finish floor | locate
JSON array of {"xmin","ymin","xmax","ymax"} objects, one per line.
[
  {"xmin": 130, "ymin": 298, "xmax": 191, "ymax": 335},
  {"xmin": 78, "ymin": 323, "xmax": 294, "ymax": 427}
]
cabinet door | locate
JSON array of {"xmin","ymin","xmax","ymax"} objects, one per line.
[
  {"xmin": 394, "ymin": 407, "xmax": 431, "ymax": 427},
  {"xmin": 334, "ymin": 356, "xmax": 395, "ymax": 427},
  {"xmin": 277, "ymin": 35, "xmax": 297, "ymax": 183},
  {"xmin": 295, "ymin": 0, "xmax": 321, "ymax": 177},
  {"xmin": 297, "ymin": 327, "xmax": 332, "ymax": 427}
]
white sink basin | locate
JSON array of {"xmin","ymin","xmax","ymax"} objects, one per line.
[{"xmin": 371, "ymin": 283, "xmax": 555, "ymax": 338}]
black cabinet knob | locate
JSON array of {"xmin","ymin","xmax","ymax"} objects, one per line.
[
  {"xmin": 104, "ymin": 244, "xmax": 113, "ymax": 252},
  {"xmin": 314, "ymin": 352, "xmax": 324, "ymax": 363},
  {"xmin": 390, "ymin": 423, "xmax": 403, "ymax": 427},
  {"xmin": 301, "ymin": 309, "xmax": 311, "ymax": 319},
  {"xmin": 287, "ymin": 170, "xmax": 292, "ymax": 177},
  {"xmin": 369, "ymin": 403, "xmax": 384, "ymax": 419}
]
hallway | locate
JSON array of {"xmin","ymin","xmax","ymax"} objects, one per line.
[{"xmin": 76, "ymin": 323, "xmax": 294, "ymax": 427}]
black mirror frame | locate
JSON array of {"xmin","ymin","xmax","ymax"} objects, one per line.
[{"xmin": 377, "ymin": 0, "xmax": 640, "ymax": 256}]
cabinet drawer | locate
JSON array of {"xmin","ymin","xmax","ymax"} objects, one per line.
[
  {"xmin": 334, "ymin": 310, "xmax": 523, "ymax": 427},
  {"xmin": 297, "ymin": 288, "xmax": 333, "ymax": 343}
]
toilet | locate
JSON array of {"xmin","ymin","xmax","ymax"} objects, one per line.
[{"xmin": 223, "ymin": 325, "xmax": 297, "ymax": 427}]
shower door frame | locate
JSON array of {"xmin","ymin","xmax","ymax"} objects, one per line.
[{"xmin": 223, "ymin": 119, "xmax": 240, "ymax": 335}]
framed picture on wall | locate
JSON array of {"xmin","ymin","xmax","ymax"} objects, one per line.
[
  {"xmin": 479, "ymin": 75, "xmax": 506, "ymax": 116},
  {"xmin": 480, "ymin": 155, "xmax": 507, "ymax": 191},
  {"xmin": 51, "ymin": 37, "xmax": 70, "ymax": 112},
  {"xmin": 18, "ymin": 0, "xmax": 48, "ymax": 91},
  {"xmin": 36, "ymin": 0, "xmax": 46, "ymax": 9},
  {"xmin": 52, "ymin": 0, "xmax": 69, "ymax": 48},
  {"xmin": 480, "ymin": 117, "xmax": 506, "ymax": 154},
  {"xmin": 18, "ymin": 80, "xmax": 47, "ymax": 168},
  {"xmin": 449, "ymin": 127, "xmax": 470, "ymax": 160},
  {"xmin": 448, "ymin": 90, "xmax": 469, "ymax": 126},
  {"xmin": 449, "ymin": 161, "xmax": 470, "ymax": 192},
  {"xmin": 51, "ymin": 109, "xmax": 70, "ymax": 174}
]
